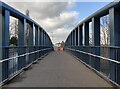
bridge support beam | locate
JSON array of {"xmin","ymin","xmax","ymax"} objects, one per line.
[
  {"xmin": 83, "ymin": 22, "xmax": 89, "ymax": 64},
  {"xmin": 92, "ymin": 17, "xmax": 100, "ymax": 71},
  {"xmin": 74, "ymin": 30, "xmax": 76, "ymax": 46},
  {"xmin": 39, "ymin": 28, "xmax": 42, "ymax": 57},
  {"xmin": 44, "ymin": 32, "xmax": 46, "ymax": 47},
  {"xmin": 0, "ymin": 10, "xmax": 2, "ymax": 83},
  {"xmin": 41, "ymin": 30, "xmax": 44, "ymax": 56},
  {"xmin": 72, "ymin": 32, "xmax": 74, "ymax": 47},
  {"xmin": 43, "ymin": 31, "xmax": 45, "ymax": 47},
  {"xmin": 68, "ymin": 35, "xmax": 70, "ymax": 47},
  {"xmin": 0, "ymin": 10, "xmax": 10, "ymax": 82},
  {"xmin": 67, "ymin": 36, "xmax": 69, "ymax": 47},
  {"xmin": 35, "ymin": 26, "xmax": 38, "ymax": 46},
  {"xmin": 39, "ymin": 28, "xmax": 41, "ymax": 46},
  {"xmin": 73, "ymin": 30, "xmax": 75, "ymax": 46},
  {"xmin": 45, "ymin": 34, "xmax": 48, "ymax": 47},
  {"xmin": 42, "ymin": 31, "xmax": 44, "ymax": 47},
  {"xmin": 76, "ymin": 28, "xmax": 78, "ymax": 46},
  {"xmin": 84, "ymin": 22, "xmax": 89, "ymax": 46},
  {"xmin": 28, "ymin": 24, "xmax": 34, "ymax": 63},
  {"xmin": 35, "ymin": 26, "xmax": 39, "ymax": 60},
  {"xmin": 69, "ymin": 35, "xmax": 71, "ymax": 47},
  {"xmin": 109, "ymin": 7, "xmax": 120, "ymax": 84},
  {"xmin": 70, "ymin": 34, "xmax": 72, "ymax": 47},
  {"xmin": 18, "ymin": 18, "xmax": 26, "ymax": 70},
  {"xmin": 92, "ymin": 18, "xmax": 100, "ymax": 46},
  {"xmin": 78, "ymin": 25, "xmax": 83, "ymax": 46},
  {"xmin": 45, "ymin": 34, "xmax": 47, "ymax": 46}
]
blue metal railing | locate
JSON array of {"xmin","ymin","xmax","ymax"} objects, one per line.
[
  {"xmin": 0, "ymin": 2, "xmax": 53, "ymax": 86},
  {"xmin": 65, "ymin": 1, "xmax": 120, "ymax": 87},
  {"xmin": 65, "ymin": 46, "xmax": 120, "ymax": 87},
  {"xmin": 0, "ymin": 46, "xmax": 53, "ymax": 85}
]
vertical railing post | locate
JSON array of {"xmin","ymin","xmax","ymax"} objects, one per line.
[
  {"xmin": 48, "ymin": 36, "xmax": 50, "ymax": 47},
  {"xmin": 70, "ymin": 33, "xmax": 71, "ymax": 47},
  {"xmin": 73, "ymin": 30, "xmax": 75, "ymax": 46},
  {"xmin": 76, "ymin": 27, "xmax": 78, "ymax": 46},
  {"xmin": 78, "ymin": 25, "xmax": 83, "ymax": 60},
  {"xmin": 78, "ymin": 27, "xmax": 79, "ymax": 47},
  {"xmin": 43, "ymin": 31, "xmax": 45, "ymax": 52},
  {"xmin": 35, "ymin": 26, "xmax": 39, "ymax": 60},
  {"xmin": 84, "ymin": 22, "xmax": 89, "ymax": 46},
  {"xmin": 66, "ymin": 38, "xmax": 68, "ymax": 47},
  {"xmin": 74, "ymin": 30, "xmax": 76, "ymax": 47},
  {"xmin": 41, "ymin": 30, "xmax": 44, "ymax": 55},
  {"xmin": 72, "ymin": 32, "xmax": 74, "ymax": 47},
  {"xmin": 46, "ymin": 35, "xmax": 48, "ymax": 47},
  {"xmin": 67, "ymin": 37, "xmax": 69, "ymax": 47},
  {"xmin": 67, "ymin": 35, "xmax": 69, "ymax": 47},
  {"xmin": 35, "ymin": 26, "xmax": 38, "ymax": 46},
  {"xmin": 69, "ymin": 36, "xmax": 70, "ymax": 47},
  {"xmin": 38, "ymin": 27, "xmax": 39, "ymax": 46},
  {"xmin": 109, "ymin": 7, "xmax": 120, "ymax": 84},
  {"xmin": 41, "ymin": 30, "xmax": 43, "ymax": 47},
  {"xmin": 42, "ymin": 30, "xmax": 44, "ymax": 47},
  {"xmin": 44, "ymin": 33, "xmax": 46, "ymax": 47},
  {"xmin": 69, "ymin": 35, "xmax": 70, "ymax": 47},
  {"xmin": 18, "ymin": 18, "xmax": 26, "ymax": 70},
  {"xmin": 68, "ymin": 35, "xmax": 70, "ymax": 47},
  {"xmin": 0, "ymin": 8, "xmax": 2, "ymax": 83},
  {"xmin": 28, "ymin": 23, "xmax": 33, "ymax": 63},
  {"xmin": 92, "ymin": 17, "xmax": 100, "ymax": 71},
  {"xmin": 45, "ymin": 33, "xmax": 47, "ymax": 47},
  {"xmin": 38, "ymin": 27, "xmax": 40, "ymax": 58},
  {"xmin": 39, "ymin": 28, "xmax": 41, "ymax": 46},
  {"xmin": 0, "ymin": 10, "xmax": 10, "ymax": 82},
  {"xmin": 39, "ymin": 28, "xmax": 42, "ymax": 57},
  {"xmin": 43, "ymin": 31, "xmax": 45, "ymax": 48},
  {"xmin": 83, "ymin": 22, "xmax": 89, "ymax": 64},
  {"xmin": 78, "ymin": 25, "xmax": 83, "ymax": 46}
]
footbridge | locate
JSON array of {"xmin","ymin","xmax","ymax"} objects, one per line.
[{"xmin": 0, "ymin": 1, "xmax": 120, "ymax": 88}]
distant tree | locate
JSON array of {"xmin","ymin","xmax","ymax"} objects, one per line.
[
  {"xmin": 26, "ymin": 9, "xmax": 30, "ymax": 46},
  {"xmin": 89, "ymin": 15, "xmax": 109, "ymax": 46},
  {"xmin": 10, "ymin": 36, "xmax": 18, "ymax": 46},
  {"xmin": 100, "ymin": 15, "xmax": 109, "ymax": 46},
  {"xmin": 10, "ymin": 19, "xmax": 18, "ymax": 38},
  {"xmin": 10, "ymin": 18, "xmax": 18, "ymax": 46}
]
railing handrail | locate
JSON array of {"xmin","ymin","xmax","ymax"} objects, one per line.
[
  {"xmin": 66, "ymin": 1, "xmax": 120, "ymax": 40},
  {"xmin": 66, "ymin": 47, "xmax": 120, "ymax": 64},
  {"xmin": 0, "ymin": 1, "xmax": 51, "ymax": 39},
  {"xmin": 0, "ymin": 46, "xmax": 52, "ymax": 48},
  {"xmin": 67, "ymin": 46, "xmax": 120, "ymax": 49},
  {"xmin": 0, "ymin": 2, "xmax": 41, "ymax": 29},
  {"xmin": 0, "ymin": 48, "xmax": 52, "ymax": 63}
]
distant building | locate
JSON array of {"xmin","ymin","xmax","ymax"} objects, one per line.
[{"xmin": 54, "ymin": 41, "xmax": 65, "ymax": 51}]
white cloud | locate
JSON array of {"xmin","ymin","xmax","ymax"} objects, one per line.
[
  {"xmin": 7, "ymin": 2, "xmax": 74, "ymax": 19},
  {"xmin": 6, "ymin": 2, "xmax": 79, "ymax": 44},
  {"xmin": 49, "ymin": 28, "xmax": 71, "ymax": 43},
  {"xmin": 40, "ymin": 11, "xmax": 79, "ymax": 30}
]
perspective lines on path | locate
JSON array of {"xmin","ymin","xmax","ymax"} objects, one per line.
[{"xmin": 4, "ymin": 51, "xmax": 113, "ymax": 87}]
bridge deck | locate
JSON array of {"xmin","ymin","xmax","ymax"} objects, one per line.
[{"xmin": 4, "ymin": 51, "xmax": 113, "ymax": 87}]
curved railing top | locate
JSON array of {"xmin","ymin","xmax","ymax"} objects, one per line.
[
  {"xmin": 0, "ymin": 1, "xmax": 50, "ymax": 38},
  {"xmin": 67, "ymin": 1, "xmax": 120, "ymax": 37}
]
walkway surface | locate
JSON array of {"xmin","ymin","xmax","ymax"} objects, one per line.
[{"xmin": 4, "ymin": 51, "xmax": 113, "ymax": 87}]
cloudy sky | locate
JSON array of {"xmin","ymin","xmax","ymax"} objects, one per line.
[{"xmin": 3, "ymin": 0, "xmax": 113, "ymax": 44}]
